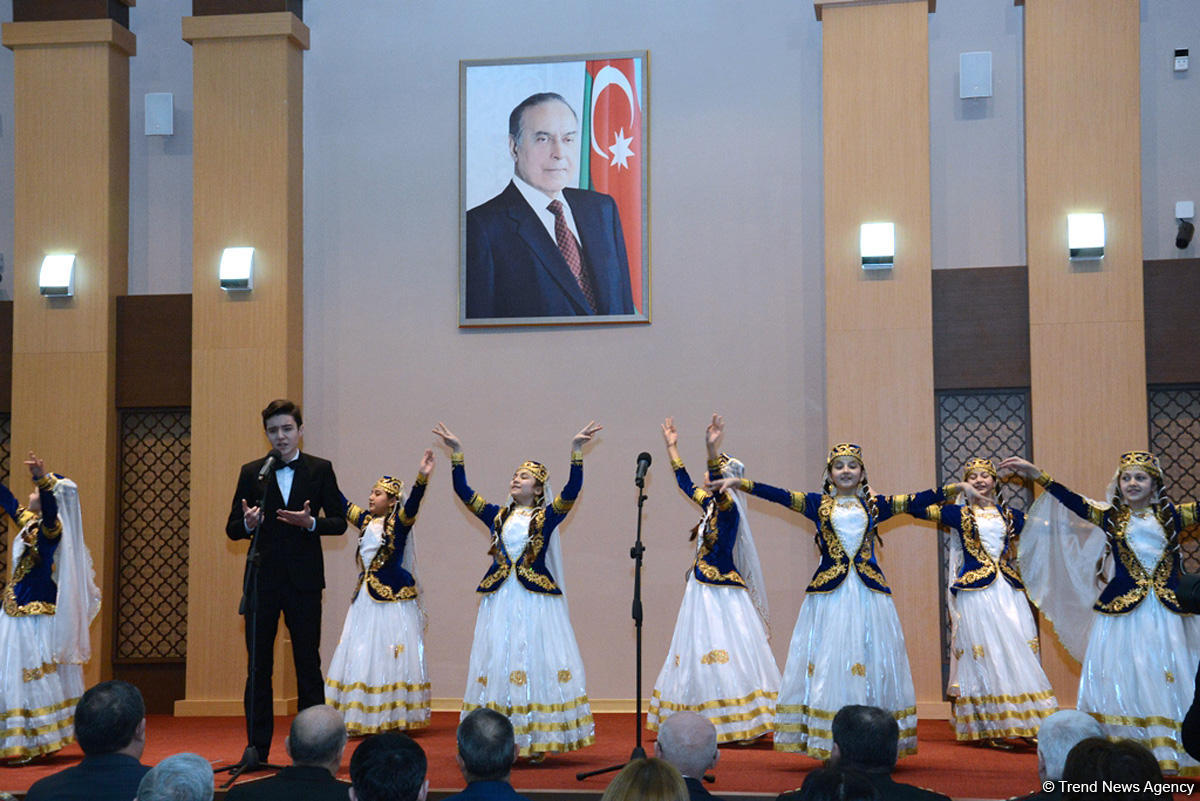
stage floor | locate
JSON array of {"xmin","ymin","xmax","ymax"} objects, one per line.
[{"xmin": 1, "ymin": 712, "xmax": 1193, "ymax": 800}]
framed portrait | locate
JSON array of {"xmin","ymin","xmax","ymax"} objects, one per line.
[{"xmin": 459, "ymin": 52, "xmax": 649, "ymax": 327}]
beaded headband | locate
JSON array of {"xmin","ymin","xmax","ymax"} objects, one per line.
[
  {"xmin": 827, "ymin": 443, "xmax": 863, "ymax": 465},
  {"xmin": 515, "ymin": 460, "xmax": 548, "ymax": 484},
  {"xmin": 961, "ymin": 457, "xmax": 998, "ymax": 481},
  {"xmin": 373, "ymin": 476, "xmax": 404, "ymax": 497},
  {"xmin": 1118, "ymin": 451, "xmax": 1162, "ymax": 481}
]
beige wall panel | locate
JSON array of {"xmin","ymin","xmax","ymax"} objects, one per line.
[
  {"xmin": 821, "ymin": 1, "xmax": 938, "ymax": 704},
  {"xmin": 183, "ymin": 15, "xmax": 307, "ymax": 714},
  {"xmin": 5, "ymin": 21, "xmax": 132, "ymax": 686},
  {"xmin": 1023, "ymin": 0, "xmax": 1144, "ymax": 708}
]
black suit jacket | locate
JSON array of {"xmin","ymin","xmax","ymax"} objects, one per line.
[
  {"xmin": 226, "ymin": 452, "xmax": 347, "ymax": 592},
  {"xmin": 684, "ymin": 775, "xmax": 722, "ymax": 801},
  {"xmin": 465, "ymin": 181, "xmax": 635, "ymax": 319},
  {"xmin": 24, "ymin": 753, "xmax": 150, "ymax": 801},
  {"xmin": 777, "ymin": 772, "xmax": 951, "ymax": 801},
  {"xmin": 443, "ymin": 779, "xmax": 534, "ymax": 801},
  {"xmin": 225, "ymin": 765, "xmax": 352, "ymax": 801}
]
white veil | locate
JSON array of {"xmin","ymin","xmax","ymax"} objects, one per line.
[
  {"xmin": 1018, "ymin": 486, "xmax": 1110, "ymax": 662},
  {"xmin": 49, "ymin": 478, "xmax": 101, "ymax": 664},
  {"xmin": 722, "ymin": 458, "xmax": 770, "ymax": 630}
]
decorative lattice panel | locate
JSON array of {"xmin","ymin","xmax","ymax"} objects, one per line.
[
  {"xmin": 1149, "ymin": 385, "xmax": 1200, "ymax": 572},
  {"xmin": 116, "ymin": 410, "xmax": 190, "ymax": 660},
  {"xmin": 934, "ymin": 389, "xmax": 1033, "ymax": 696},
  {"xmin": 0, "ymin": 414, "xmax": 10, "ymax": 593}
]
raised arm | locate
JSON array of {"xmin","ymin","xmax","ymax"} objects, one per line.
[
  {"xmin": 663, "ymin": 417, "xmax": 708, "ymax": 505},
  {"xmin": 397, "ymin": 450, "xmax": 434, "ymax": 528},
  {"xmin": 434, "ymin": 422, "xmax": 500, "ymax": 524},
  {"xmin": 1000, "ymin": 456, "xmax": 1105, "ymax": 525},
  {"xmin": 25, "ymin": 452, "xmax": 60, "ymax": 533}
]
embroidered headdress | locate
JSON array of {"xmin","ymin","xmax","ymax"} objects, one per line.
[
  {"xmin": 826, "ymin": 442, "xmax": 863, "ymax": 466},
  {"xmin": 961, "ymin": 457, "xmax": 998, "ymax": 481},
  {"xmin": 1118, "ymin": 451, "xmax": 1162, "ymax": 482},
  {"xmin": 373, "ymin": 475, "xmax": 404, "ymax": 498},
  {"xmin": 515, "ymin": 460, "xmax": 548, "ymax": 484},
  {"xmin": 714, "ymin": 452, "xmax": 744, "ymax": 478}
]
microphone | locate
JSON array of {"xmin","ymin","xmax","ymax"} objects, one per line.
[
  {"xmin": 257, "ymin": 449, "xmax": 284, "ymax": 482},
  {"xmin": 635, "ymin": 451, "xmax": 652, "ymax": 486}
]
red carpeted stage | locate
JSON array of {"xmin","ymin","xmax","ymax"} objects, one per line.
[{"xmin": 1, "ymin": 712, "xmax": 1196, "ymax": 799}]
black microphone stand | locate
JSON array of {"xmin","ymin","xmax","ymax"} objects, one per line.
[
  {"xmin": 217, "ymin": 462, "xmax": 284, "ymax": 787},
  {"xmin": 577, "ymin": 471, "xmax": 649, "ymax": 780}
]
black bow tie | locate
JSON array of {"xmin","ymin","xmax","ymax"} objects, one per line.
[{"xmin": 275, "ymin": 458, "xmax": 299, "ymax": 471}]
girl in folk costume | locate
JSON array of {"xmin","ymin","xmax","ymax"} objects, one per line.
[
  {"xmin": 324, "ymin": 450, "xmax": 434, "ymax": 734},
  {"xmin": 1002, "ymin": 452, "xmax": 1200, "ymax": 776},
  {"xmin": 647, "ymin": 415, "xmax": 779, "ymax": 742},
  {"xmin": 908, "ymin": 457, "xmax": 1057, "ymax": 747},
  {"xmin": 709, "ymin": 443, "xmax": 949, "ymax": 759},
  {"xmin": 433, "ymin": 421, "xmax": 601, "ymax": 759},
  {"xmin": 0, "ymin": 453, "xmax": 100, "ymax": 762}
]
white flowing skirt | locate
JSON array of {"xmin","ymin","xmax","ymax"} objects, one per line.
[
  {"xmin": 1078, "ymin": 593, "xmax": 1200, "ymax": 776},
  {"xmin": 775, "ymin": 570, "xmax": 917, "ymax": 758},
  {"xmin": 646, "ymin": 577, "xmax": 779, "ymax": 742},
  {"xmin": 461, "ymin": 575, "xmax": 594, "ymax": 756},
  {"xmin": 948, "ymin": 579, "xmax": 1057, "ymax": 740},
  {"xmin": 324, "ymin": 592, "xmax": 430, "ymax": 734},
  {"xmin": 0, "ymin": 611, "xmax": 83, "ymax": 760}
]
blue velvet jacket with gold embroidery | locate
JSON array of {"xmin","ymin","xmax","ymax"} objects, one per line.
[
  {"xmin": 343, "ymin": 473, "xmax": 428, "ymax": 602},
  {"xmin": 672, "ymin": 457, "xmax": 745, "ymax": 589},
  {"xmin": 451, "ymin": 452, "xmax": 583, "ymax": 596},
  {"xmin": 911, "ymin": 502, "xmax": 1026, "ymax": 595},
  {"xmin": 1, "ymin": 474, "xmax": 62, "ymax": 617},
  {"xmin": 737, "ymin": 479, "xmax": 947, "ymax": 595},
  {"xmin": 1036, "ymin": 473, "xmax": 1199, "ymax": 615}
]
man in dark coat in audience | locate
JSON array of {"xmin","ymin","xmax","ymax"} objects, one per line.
[
  {"xmin": 443, "ymin": 708, "xmax": 532, "ymax": 801},
  {"xmin": 227, "ymin": 705, "xmax": 352, "ymax": 801},
  {"xmin": 654, "ymin": 711, "xmax": 722, "ymax": 801}
]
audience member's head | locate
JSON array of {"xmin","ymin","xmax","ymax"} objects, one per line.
[
  {"xmin": 349, "ymin": 732, "xmax": 428, "ymax": 801},
  {"xmin": 287, "ymin": 705, "xmax": 348, "ymax": 775},
  {"xmin": 75, "ymin": 680, "xmax": 147, "ymax": 757},
  {"xmin": 830, "ymin": 705, "xmax": 898, "ymax": 773},
  {"xmin": 456, "ymin": 707, "xmax": 517, "ymax": 783},
  {"xmin": 599, "ymin": 758, "xmax": 688, "ymax": 801},
  {"xmin": 135, "ymin": 753, "xmax": 214, "ymax": 801},
  {"xmin": 653, "ymin": 711, "xmax": 719, "ymax": 779},
  {"xmin": 1036, "ymin": 710, "xmax": 1105, "ymax": 782},
  {"xmin": 1061, "ymin": 738, "xmax": 1165, "ymax": 800},
  {"xmin": 794, "ymin": 766, "xmax": 879, "ymax": 801}
]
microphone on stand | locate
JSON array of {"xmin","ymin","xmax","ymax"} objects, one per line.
[
  {"xmin": 635, "ymin": 451, "xmax": 652, "ymax": 487},
  {"xmin": 257, "ymin": 449, "xmax": 284, "ymax": 482}
]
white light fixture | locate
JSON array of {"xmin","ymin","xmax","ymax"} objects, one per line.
[
  {"xmin": 39, "ymin": 254, "xmax": 75, "ymax": 296},
  {"xmin": 860, "ymin": 222, "xmax": 895, "ymax": 270},
  {"xmin": 1067, "ymin": 213, "xmax": 1105, "ymax": 260},
  {"xmin": 220, "ymin": 247, "xmax": 254, "ymax": 291}
]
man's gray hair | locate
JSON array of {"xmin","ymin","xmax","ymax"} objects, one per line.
[
  {"xmin": 655, "ymin": 711, "xmax": 718, "ymax": 779},
  {"xmin": 136, "ymin": 753, "xmax": 214, "ymax": 801},
  {"xmin": 289, "ymin": 705, "xmax": 348, "ymax": 767},
  {"xmin": 1038, "ymin": 710, "xmax": 1105, "ymax": 781}
]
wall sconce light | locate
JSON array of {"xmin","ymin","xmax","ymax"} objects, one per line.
[
  {"xmin": 1067, "ymin": 213, "xmax": 1105, "ymax": 260},
  {"xmin": 39, "ymin": 254, "xmax": 75, "ymax": 296},
  {"xmin": 860, "ymin": 222, "xmax": 895, "ymax": 270},
  {"xmin": 220, "ymin": 247, "xmax": 254, "ymax": 291}
]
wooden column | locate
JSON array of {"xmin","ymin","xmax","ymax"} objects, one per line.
[
  {"xmin": 1020, "ymin": 0, "xmax": 1145, "ymax": 707},
  {"xmin": 177, "ymin": 11, "xmax": 308, "ymax": 716},
  {"xmin": 2, "ymin": 16, "xmax": 135, "ymax": 687},
  {"xmin": 816, "ymin": 0, "xmax": 943, "ymax": 715}
]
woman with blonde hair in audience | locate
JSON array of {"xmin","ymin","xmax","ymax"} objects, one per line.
[{"xmin": 599, "ymin": 758, "xmax": 688, "ymax": 801}]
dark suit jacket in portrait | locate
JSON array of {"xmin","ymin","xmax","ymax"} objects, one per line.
[
  {"xmin": 24, "ymin": 753, "xmax": 150, "ymax": 801},
  {"xmin": 225, "ymin": 765, "xmax": 352, "ymax": 801},
  {"xmin": 225, "ymin": 451, "xmax": 347, "ymax": 594},
  {"xmin": 443, "ymin": 779, "xmax": 534, "ymax": 801},
  {"xmin": 465, "ymin": 181, "xmax": 636, "ymax": 319}
]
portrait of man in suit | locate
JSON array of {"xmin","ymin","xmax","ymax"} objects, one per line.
[{"xmin": 460, "ymin": 56, "xmax": 652, "ymax": 326}]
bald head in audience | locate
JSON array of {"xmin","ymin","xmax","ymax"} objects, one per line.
[
  {"xmin": 654, "ymin": 712, "xmax": 719, "ymax": 780},
  {"xmin": 1037, "ymin": 710, "xmax": 1105, "ymax": 782},
  {"xmin": 288, "ymin": 704, "xmax": 349, "ymax": 776}
]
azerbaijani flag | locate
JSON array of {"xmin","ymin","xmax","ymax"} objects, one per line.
[{"xmin": 580, "ymin": 58, "xmax": 644, "ymax": 313}]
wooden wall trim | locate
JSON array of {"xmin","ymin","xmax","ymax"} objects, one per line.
[
  {"xmin": 181, "ymin": 11, "xmax": 308, "ymax": 49},
  {"xmin": 932, "ymin": 266, "xmax": 1030, "ymax": 390},
  {"xmin": 116, "ymin": 295, "xmax": 192, "ymax": 408},
  {"xmin": 2, "ymin": 18, "xmax": 136, "ymax": 55},
  {"xmin": 1144, "ymin": 258, "xmax": 1200, "ymax": 385}
]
